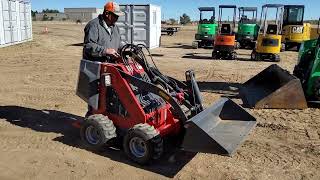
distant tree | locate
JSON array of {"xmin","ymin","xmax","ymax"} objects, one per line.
[
  {"xmin": 31, "ymin": 10, "xmax": 38, "ymax": 17},
  {"xmin": 42, "ymin": 9, "xmax": 60, "ymax": 13},
  {"xmin": 42, "ymin": 14, "xmax": 49, "ymax": 21},
  {"xmin": 169, "ymin": 18, "xmax": 177, "ymax": 25},
  {"xmin": 180, "ymin": 13, "xmax": 191, "ymax": 25},
  {"xmin": 305, "ymin": 20, "xmax": 319, "ymax": 24}
]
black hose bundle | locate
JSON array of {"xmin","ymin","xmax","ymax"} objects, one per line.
[
  {"xmin": 120, "ymin": 44, "xmax": 179, "ymax": 91},
  {"xmin": 119, "ymin": 44, "xmax": 194, "ymax": 110}
]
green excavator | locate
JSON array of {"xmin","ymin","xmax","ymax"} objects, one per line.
[
  {"xmin": 236, "ymin": 7, "xmax": 259, "ymax": 49},
  {"xmin": 192, "ymin": 7, "xmax": 218, "ymax": 48}
]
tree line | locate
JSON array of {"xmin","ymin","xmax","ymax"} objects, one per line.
[{"xmin": 31, "ymin": 9, "xmax": 60, "ymax": 17}]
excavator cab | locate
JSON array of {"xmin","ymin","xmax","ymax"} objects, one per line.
[{"xmin": 282, "ymin": 5, "xmax": 311, "ymax": 51}]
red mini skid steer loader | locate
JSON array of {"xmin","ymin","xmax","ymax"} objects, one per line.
[{"xmin": 75, "ymin": 44, "xmax": 256, "ymax": 164}]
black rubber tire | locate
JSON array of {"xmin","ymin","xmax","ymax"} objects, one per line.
[
  {"xmin": 216, "ymin": 52, "xmax": 221, "ymax": 59},
  {"xmin": 251, "ymin": 50, "xmax": 257, "ymax": 61},
  {"xmin": 198, "ymin": 41, "xmax": 203, "ymax": 48},
  {"xmin": 240, "ymin": 43, "xmax": 246, "ymax": 49},
  {"xmin": 274, "ymin": 54, "xmax": 281, "ymax": 62},
  {"xmin": 80, "ymin": 114, "xmax": 117, "ymax": 151},
  {"xmin": 123, "ymin": 124, "xmax": 163, "ymax": 165},
  {"xmin": 281, "ymin": 43, "xmax": 286, "ymax": 52},
  {"xmin": 250, "ymin": 42, "xmax": 256, "ymax": 49},
  {"xmin": 313, "ymin": 78, "xmax": 320, "ymax": 101},
  {"xmin": 285, "ymin": 43, "xmax": 289, "ymax": 51},
  {"xmin": 230, "ymin": 52, "xmax": 237, "ymax": 60},
  {"xmin": 235, "ymin": 42, "xmax": 241, "ymax": 49},
  {"xmin": 212, "ymin": 51, "xmax": 217, "ymax": 59},
  {"xmin": 296, "ymin": 44, "xmax": 301, "ymax": 52}
]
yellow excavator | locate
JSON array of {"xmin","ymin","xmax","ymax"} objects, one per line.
[
  {"xmin": 282, "ymin": 5, "xmax": 311, "ymax": 51},
  {"xmin": 251, "ymin": 4, "xmax": 284, "ymax": 62}
]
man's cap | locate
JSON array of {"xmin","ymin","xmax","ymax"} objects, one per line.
[{"xmin": 104, "ymin": 2, "xmax": 125, "ymax": 16}]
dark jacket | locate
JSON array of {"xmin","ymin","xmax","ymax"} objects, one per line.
[{"xmin": 83, "ymin": 15, "xmax": 121, "ymax": 61}]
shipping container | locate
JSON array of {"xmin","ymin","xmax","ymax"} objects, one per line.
[
  {"xmin": 117, "ymin": 4, "xmax": 161, "ymax": 49},
  {"xmin": 0, "ymin": 0, "xmax": 4, "ymax": 45},
  {"xmin": 0, "ymin": 0, "xmax": 32, "ymax": 48}
]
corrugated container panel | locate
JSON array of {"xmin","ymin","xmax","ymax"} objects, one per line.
[
  {"xmin": 25, "ymin": 2, "xmax": 31, "ymax": 40},
  {"xmin": 0, "ymin": 0, "xmax": 32, "ymax": 48},
  {"xmin": 117, "ymin": 4, "xmax": 161, "ymax": 49},
  {"xmin": 149, "ymin": 5, "xmax": 161, "ymax": 48},
  {"xmin": 19, "ymin": 1, "xmax": 26, "ymax": 41},
  {"xmin": 2, "ymin": 0, "xmax": 12, "ymax": 44},
  {"xmin": 0, "ymin": 0, "xmax": 4, "ymax": 45},
  {"xmin": 10, "ymin": 0, "xmax": 19, "ymax": 43}
]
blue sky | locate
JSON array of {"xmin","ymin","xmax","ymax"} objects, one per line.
[{"xmin": 32, "ymin": 0, "xmax": 319, "ymax": 20}]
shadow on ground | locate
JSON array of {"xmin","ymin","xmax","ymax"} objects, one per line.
[
  {"xmin": 150, "ymin": 54, "xmax": 164, "ymax": 57},
  {"xmin": 166, "ymin": 44, "xmax": 194, "ymax": 49},
  {"xmin": 182, "ymin": 53, "xmax": 213, "ymax": 60},
  {"xmin": 182, "ymin": 53, "xmax": 246, "ymax": 61},
  {"xmin": 0, "ymin": 106, "xmax": 196, "ymax": 178},
  {"xmin": 68, "ymin": 43, "xmax": 84, "ymax": 47},
  {"xmin": 165, "ymin": 43, "xmax": 213, "ymax": 50},
  {"xmin": 236, "ymin": 56, "xmax": 279, "ymax": 63},
  {"xmin": 196, "ymin": 81, "xmax": 242, "ymax": 99},
  {"xmin": 236, "ymin": 57, "xmax": 253, "ymax": 61}
]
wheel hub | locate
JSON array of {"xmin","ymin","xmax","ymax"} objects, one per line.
[
  {"xmin": 251, "ymin": 52, "xmax": 256, "ymax": 60},
  {"xmin": 85, "ymin": 126, "xmax": 101, "ymax": 145},
  {"xmin": 129, "ymin": 137, "xmax": 147, "ymax": 158}
]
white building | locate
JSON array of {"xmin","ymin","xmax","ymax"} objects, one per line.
[
  {"xmin": 0, "ymin": 0, "xmax": 32, "ymax": 48},
  {"xmin": 35, "ymin": 12, "xmax": 67, "ymax": 21},
  {"xmin": 64, "ymin": 8, "xmax": 103, "ymax": 23}
]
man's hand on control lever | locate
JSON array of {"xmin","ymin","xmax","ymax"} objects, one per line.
[{"xmin": 104, "ymin": 48, "xmax": 120, "ymax": 58}]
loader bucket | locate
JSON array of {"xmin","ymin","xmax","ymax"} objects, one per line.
[
  {"xmin": 182, "ymin": 98, "xmax": 256, "ymax": 156},
  {"xmin": 240, "ymin": 64, "xmax": 308, "ymax": 109}
]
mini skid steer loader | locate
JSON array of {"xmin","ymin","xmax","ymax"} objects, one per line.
[{"xmin": 75, "ymin": 44, "xmax": 256, "ymax": 164}]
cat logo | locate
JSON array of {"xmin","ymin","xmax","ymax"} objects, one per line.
[{"xmin": 291, "ymin": 26, "xmax": 304, "ymax": 34}]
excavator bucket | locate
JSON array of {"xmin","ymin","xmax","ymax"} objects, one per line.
[
  {"xmin": 240, "ymin": 64, "xmax": 308, "ymax": 109},
  {"xmin": 182, "ymin": 98, "xmax": 256, "ymax": 156}
]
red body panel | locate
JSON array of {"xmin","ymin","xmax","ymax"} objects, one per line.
[{"xmin": 91, "ymin": 59, "xmax": 181, "ymax": 136}]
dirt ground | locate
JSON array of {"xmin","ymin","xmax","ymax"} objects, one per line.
[{"xmin": 0, "ymin": 23, "xmax": 319, "ymax": 180}]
